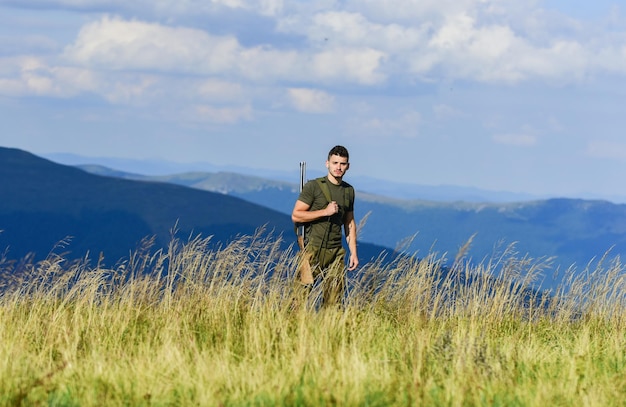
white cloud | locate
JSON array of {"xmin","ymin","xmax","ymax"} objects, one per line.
[
  {"xmin": 287, "ymin": 88, "xmax": 335, "ymax": 113},
  {"xmin": 61, "ymin": 16, "xmax": 385, "ymax": 85},
  {"xmin": 4, "ymin": 1, "xmax": 626, "ymax": 95},
  {"xmin": 0, "ymin": 56, "xmax": 98, "ymax": 97},
  {"xmin": 311, "ymin": 47, "xmax": 386, "ymax": 85},
  {"xmin": 279, "ymin": 2, "xmax": 626, "ymax": 84},
  {"xmin": 410, "ymin": 12, "xmax": 595, "ymax": 83},
  {"xmin": 0, "ymin": 54, "xmax": 250, "ymax": 108},
  {"xmin": 63, "ymin": 17, "xmax": 241, "ymax": 74},
  {"xmin": 283, "ymin": 11, "xmax": 427, "ymax": 51}
]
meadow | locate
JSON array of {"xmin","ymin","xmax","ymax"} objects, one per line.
[{"xmin": 0, "ymin": 230, "xmax": 625, "ymax": 406}]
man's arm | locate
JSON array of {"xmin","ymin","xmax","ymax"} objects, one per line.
[
  {"xmin": 344, "ymin": 211, "xmax": 359, "ymax": 271},
  {"xmin": 291, "ymin": 199, "xmax": 338, "ymax": 223}
]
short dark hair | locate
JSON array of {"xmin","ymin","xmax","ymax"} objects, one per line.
[{"xmin": 328, "ymin": 145, "xmax": 349, "ymax": 160}]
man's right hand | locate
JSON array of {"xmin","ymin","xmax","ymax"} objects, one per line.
[{"xmin": 325, "ymin": 201, "xmax": 338, "ymax": 216}]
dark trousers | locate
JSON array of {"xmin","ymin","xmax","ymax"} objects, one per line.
[{"xmin": 308, "ymin": 246, "xmax": 346, "ymax": 307}]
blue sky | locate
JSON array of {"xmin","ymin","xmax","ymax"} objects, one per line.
[{"xmin": 1, "ymin": 0, "xmax": 626, "ymax": 201}]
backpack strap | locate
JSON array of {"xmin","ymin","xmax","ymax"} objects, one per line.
[
  {"xmin": 317, "ymin": 176, "xmax": 353, "ymax": 210},
  {"xmin": 315, "ymin": 177, "xmax": 332, "ymax": 204},
  {"xmin": 345, "ymin": 183, "xmax": 353, "ymax": 211}
]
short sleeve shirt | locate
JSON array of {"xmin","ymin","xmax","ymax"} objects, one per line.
[{"xmin": 297, "ymin": 177, "xmax": 354, "ymax": 249}]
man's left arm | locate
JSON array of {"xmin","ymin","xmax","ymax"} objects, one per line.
[{"xmin": 344, "ymin": 211, "xmax": 359, "ymax": 271}]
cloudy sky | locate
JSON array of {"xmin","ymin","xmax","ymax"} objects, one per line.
[{"xmin": 1, "ymin": 0, "xmax": 626, "ymax": 200}]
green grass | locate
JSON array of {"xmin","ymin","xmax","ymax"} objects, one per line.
[{"xmin": 1, "ymin": 231, "xmax": 625, "ymax": 406}]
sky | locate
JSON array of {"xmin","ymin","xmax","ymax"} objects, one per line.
[{"xmin": 1, "ymin": 0, "xmax": 626, "ymax": 201}]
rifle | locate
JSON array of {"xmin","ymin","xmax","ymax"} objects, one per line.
[{"xmin": 296, "ymin": 161, "xmax": 314, "ymax": 285}]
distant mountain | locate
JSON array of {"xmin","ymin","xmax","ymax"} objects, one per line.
[
  {"xmin": 77, "ymin": 164, "xmax": 626, "ymax": 290},
  {"xmin": 44, "ymin": 152, "xmax": 302, "ymax": 183},
  {"xmin": 0, "ymin": 147, "xmax": 391, "ymax": 265},
  {"xmin": 45, "ymin": 153, "xmax": 566, "ymax": 203}
]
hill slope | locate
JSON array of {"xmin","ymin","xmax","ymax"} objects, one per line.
[{"xmin": 0, "ymin": 147, "xmax": 295, "ymax": 263}]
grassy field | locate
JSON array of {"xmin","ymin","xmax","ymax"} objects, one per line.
[{"xmin": 0, "ymin": 231, "xmax": 625, "ymax": 406}]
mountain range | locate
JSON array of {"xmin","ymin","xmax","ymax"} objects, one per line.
[
  {"xmin": 46, "ymin": 152, "xmax": 546, "ymax": 202},
  {"xmin": 45, "ymin": 152, "xmax": 626, "ymax": 204},
  {"xmin": 0, "ymin": 147, "xmax": 391, "ymax": 268}
]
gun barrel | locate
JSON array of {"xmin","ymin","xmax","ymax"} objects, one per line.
[
  {"xmin": 298, "ymin": 161, "xmax": 306, "ymax": 240},
  {"xmin": 299, "ymin": 161, "xmax": 306, "ymax": 192}
]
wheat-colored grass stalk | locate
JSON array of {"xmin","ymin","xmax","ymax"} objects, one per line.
[{"xmin": 0, "ymin": 230, "xmax": 625, "ymax": 405}]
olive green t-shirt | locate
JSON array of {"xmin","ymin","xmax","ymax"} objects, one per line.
[{"xmin": 297, "ymin": 177, "xmax": 355, "ymax": 249}]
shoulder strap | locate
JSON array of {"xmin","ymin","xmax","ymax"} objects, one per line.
[
  {"xmin": 345, "ymin": 184, "xmax": 353, "ymax": 210},
  {"xmin": 315, "ymin": 177, "xmax": 332, "ymax": 203},
  {"xmin": 317, "ymin": 177, "xmax": 353, "ymax": 210}
]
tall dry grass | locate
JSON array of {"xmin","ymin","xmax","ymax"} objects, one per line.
[{"xmin": 0, "ymin": 229, "xmax": 625, "ymax": 406}]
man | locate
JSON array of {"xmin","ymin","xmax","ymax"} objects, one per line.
[{"xmin": 291, "ymin": 145, "xmax": 358, "ymax": 306}]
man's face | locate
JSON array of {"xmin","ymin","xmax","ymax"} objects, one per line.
[{"xmin": 326, "ymin": 154, "xmax": 350, "ymax": 178}]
